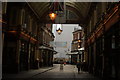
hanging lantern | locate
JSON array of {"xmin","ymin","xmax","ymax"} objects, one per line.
[
  {"xmin": 49, "ymin": 12, "xmax": 57, "ymax": 20},
  {"xmin": 78, "ymin": 40, "xmax": 81, "ymax": 42},
  {"xmin": 56, "ymin": 24, "xmax": 63, "ymax": 35},
  {"xmin": 49, "ymin": 2, "xmax": 64, "ymax": 21},
  {"xmin": 56, "ymin": 28, "xmax": 63, "ymax": 35}
]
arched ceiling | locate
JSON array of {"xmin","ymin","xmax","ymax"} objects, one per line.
[{"xmin": 28, "ymin": 2, "xmax": 91, "ymax": 24}]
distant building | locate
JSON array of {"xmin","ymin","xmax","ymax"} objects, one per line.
[
  {"xmin": 70, "ymin": 27, "xmax": 84, "ymax": 64},
  {"xmin": 39, "ymin": 24, "xmax": 56, "ymax": 67}
]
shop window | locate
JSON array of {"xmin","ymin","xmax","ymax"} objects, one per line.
[
  {"xmin": 2, "ymin": 2, "xmax": 7, "ymax": 14},
  {"xmin": 32, "ymin": 21, "xmax": 35, "ymax": 33},
  {"xmin": 89, "ymin": 20, "xmax": 91, "ymax": 33},
  {"xmin": 102, "ymin": 36, "xmax": 104, "ymax": 51},
  {"xmin": 96, "ymin": 38, "xmax": 103, "ymax": 55},
  {"xmin": 112, "ymin": 35, "xmax": 115, "ymax": 49},
  {"xmin": 91, "ymin": 15, "xmax": 94, "ymax": 31},
  {"xmin": 20, "ymin": 41, "xmax": 27, "ymax": 53},
  {"xmin": 27, "ymin": 16, "xmax": 31, "ymax": 31},
  {"xmin": 10, "ymin": 8, "xmax": 18, "ymax": 25},
  {"xmin": 21, "ymin": 9, "xmax": 25, "ymax": 26},
  {"xmin": 115, "ymin": 23, "xmax": 120, "ymax": 49},
  {"xmin": 96, "ymin": 3, "xmax": 102, "ymax": 22}
]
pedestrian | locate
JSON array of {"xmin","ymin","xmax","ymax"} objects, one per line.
[
  {"xmin": 64, "ymin": 62, "xmax": 66, "ymax": 65},
  {"xmin": 60, "ymin": 63, "xmax": 63, "ymax": 70},
  {"xmin": 76, "ymin": 62, "xmax": 81, "ymax": 73}
]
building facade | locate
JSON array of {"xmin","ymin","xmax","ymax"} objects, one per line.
[
  {"xmin": 2, "ymin": 2, "xmax": 55, "ymax": 73},
  {"xmin": 38, "ymin": 24, "xmax": 55, "ymax": 67},
  {"xmin": 71, "ymin": 28, "xmax": 84, "ymax": 64},
  {"xmin": 84, "ymin": 2, "xmax": 120, "ymax": 79}
]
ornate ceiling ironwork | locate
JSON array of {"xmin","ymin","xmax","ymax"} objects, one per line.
[{"xmin": 28, "ymin": 2, "xmax": 91, "ymax": 24}]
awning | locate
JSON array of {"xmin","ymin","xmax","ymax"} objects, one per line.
[
  {"xmin": 39, "ymin": 46, "xmax": 54, "ymax": 51},
  {"xmin": 66, "ymin": 52, "xmax": 78, "ymax": 55},
  {"xmin": 78, "ymin": 47, "xmax": 84, "ymax": 51},
  {"xmin": 39, "ymin": 46, "xmax": 57, "ymax": 54}
]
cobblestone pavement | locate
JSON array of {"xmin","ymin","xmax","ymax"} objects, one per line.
[
  {"xmin": 2, "ymin": 64, "xmax": 101, "ymax": 80},
  {"xmin": 30, "ymin": 64, "xmax": 101, "ymax": 80}
]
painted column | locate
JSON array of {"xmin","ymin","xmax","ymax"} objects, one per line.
[{"xmin": 16, "ymin": 40, "xmax": 21, "ymax": 72}]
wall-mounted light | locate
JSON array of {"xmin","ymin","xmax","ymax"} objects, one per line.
[
  {"xmin": 78, "ymin": 45, "xmax": 80, "ymax": 48},
  {"xmin": 78, "ymin": 40, "xmax": 81, "ymax": 42},
  {"xmin": 8, "ymin": 31, "xmax": 16, "ymax": 33}
]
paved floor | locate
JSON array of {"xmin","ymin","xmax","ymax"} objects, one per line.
[{"xmin": 2, "ymin": 64, "xmax": 101, "ymax": 80}]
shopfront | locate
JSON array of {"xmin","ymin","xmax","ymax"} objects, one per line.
[{"xmin": 103, "ymin": 22, "xmax": 120, "ymax": 79}]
